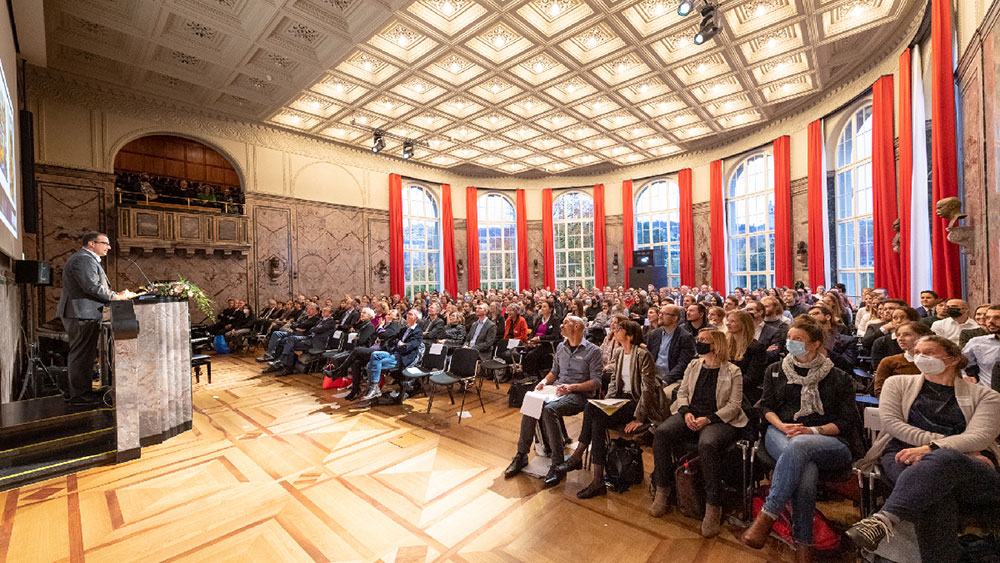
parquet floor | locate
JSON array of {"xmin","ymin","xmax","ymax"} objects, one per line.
[{"xmin": 0, "ymin": 355, "xmax": 807, "ymax": 563}]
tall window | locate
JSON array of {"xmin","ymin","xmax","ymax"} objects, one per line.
[
  {"xmin": 634, "ymin": 179, "xmax": 681, "ymax": 287},
  {"xmin": 834, "ymin": 104, "xmax": 875, "ymax": 299},
  {"xmin": 553, "ymin": 191, "xmax": 594, "ymax": 290},
  {"xmin": 402, "ymin": 184, "xmax": 441, "ymax": 298},
  {"xmin": 727, "ymin": 153, "xmax": 775, "ymax": 291},
  {"xmin": 478, "ymin": 193, "xmax": 518, "ymax": 290}
]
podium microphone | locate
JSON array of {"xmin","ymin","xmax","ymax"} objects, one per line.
[{"xmin": 124, "ymin": 255, "xmax": 154, "ymax": 288}]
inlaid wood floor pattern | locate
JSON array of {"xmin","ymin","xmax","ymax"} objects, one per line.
[{"xmin": 0, "ymin": 356, "xmax": 809, "ymax": 563}]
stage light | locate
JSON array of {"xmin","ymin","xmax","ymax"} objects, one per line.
[
  {"xmin": 678, "ymin": 0, "xmax": 694, "ymax": 16},
  {"xmin": 694, "ymin": 23, "xmax": 719, "ymax": 45},
  {"xmin": 402, "ymin": 140, "xmax": 414, "ymax": 160},
  {"xmin": 371, "ymin": 131, "xmax": 385, "ymax": 154}
]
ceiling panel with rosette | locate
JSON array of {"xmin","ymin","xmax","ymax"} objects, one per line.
[{"xmin": 42, "ymin": 0, "xmax": 924, "ymax": 177}]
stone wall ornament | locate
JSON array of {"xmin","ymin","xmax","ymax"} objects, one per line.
[
  {"xmin": 699, "ymin": 251, "xmax": 709, "ymax": 278},
  {"xmin": 372, "ymin": 259, "xmax": 389, "ymax": 283},
  {"xmin": 935, "ymin": 196, "xmax": 975, "ymax": 259},
  {"xmin": 797, "ymin": 240, "xmax": 809, "ymax": 268},
  {"xmin": 891, "ymin": 219, "xmax": 900, "ymax": 254}
]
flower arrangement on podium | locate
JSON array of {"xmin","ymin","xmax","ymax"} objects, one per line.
[{"xmin": 142, "ymin": 277, "xmax": 215, "ymax": 321}]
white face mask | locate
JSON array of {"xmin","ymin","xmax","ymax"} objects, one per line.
[{"xmin": 913, "ymin": 353, "xmax": 947, "ymax": 375}]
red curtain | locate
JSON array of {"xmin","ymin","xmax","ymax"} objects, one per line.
[
  {"xmin": 542, "ymin": 189, "xmax": 555, "ymax": 289},
  {"xmin": 441, "ymin": 184, "xmax": 457, "ymax": 296},
  {"xmin": 807, "ymin": 120, "xmax": 827, "ymax": 289},
  {"xmin": 773, "ymin": 136, "xmax": 793, "ymax": 288},
  {"xmin": 465, "ymin": 187, "xmax": 480, "ymax": 291},
  {"xmin": 872, "ymin": 76, "xmax": 902, "ymax": 298},
  {"xmin": 593, "ymin": 184, "xmax": 607, "ymax": 289},
  {"xmin": 516, "ymin": 189, "xmax": 529, "ymax": 291},
  {"xmin": 898, "ymin": 49, "xmax": 914, "ymax": 303},
  {"xmin": 708, "ymin": 160, "xmax": 726, "ymax": 294},
  {"xmin": 931, "ymin": 0, "xmax": 961, "ymax": 298},
  {"xmin": 388, "ymin": 174, "xmax": 404, "ymax": 297},
  {"xmin": 678, "ymin": 169, "xmax": 695, "ymax": 286},
  {"xmin": 621, "ymin": 180, "xmax": 634, "ymax": 288}
]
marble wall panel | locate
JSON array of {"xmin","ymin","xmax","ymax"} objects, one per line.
[
  {"xmin": 959, "ymin": 47, "xmax": 989, "ymax": 306},
  {"xmin": 791, "ymin": 179, "xmax": 810, "ymax": 286},
  {"xmin": 250, "ymin": 203, "xmax": 293, "ymax": 308},
  {"xmin": 0, "ymin": 261, "xmax": 19, "ymax": 404},
  {"xmin": 366, "ymin": 216, "xmax": 390, "ymax": 297},
  {"xmin": 294, "ymin": 204, "xmax": 367, "ymax": 299},
  {"xmin": 692, "ymin": 203, "xmax": 712, "ymax": 287},
  {"xmin": 605, "ymin": 215, "xmax": 624, "ymax": 288},
  {"xmin": 983, "ymin": 12, "xmax": 1000, "ymax": 304},
  {"xmin": 527, "ymin": 221, "xmax": 544, "ymax": 289}
]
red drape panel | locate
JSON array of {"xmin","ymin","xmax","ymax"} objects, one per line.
[
  {"xmin": 441, "ymin": 184, "xmax": 458, "ymax": 296},
  {"xmin": 621, "ymin": 180, "xmax": 634, "ymax": 288},
  {"xmin": 542, "ymin": 189, "xmax": 555, "ymax": 289},
  {"xmin": 516, "ymin": 189, "xmax": 529, "ymax": 291},
  {"xmin": 773, "ymin": 136, "xmax": 793, "ymax": 288},
  {"xmin": 708, "ymin": 161, "xmax": 726, "ymax": 294},
  {"xmin": 931, "ymin": 0, "xmax": 961, "ymax": 298},
  {"xmin": 872, "ymin": 76, "xmax": 902, "ymax": 298},
  {"xmin": 388, "ymin": 174, "xmax": 404, "ymax": 297},
  {"xmin": 465, "ymin": 187, "xmax": 480, "ymax": 291},
  {"xmin": 593, "ymin": 184, "xmax": 607, "ymax": 289},
  {"xmin": 898, "ymin": 49, "xmax": 914, "ymax": 303},
  {"xmin": 678, "ymin": 169, "xmax": 695, "ymax": 287},
  {"xmin": 807, "ymin": 120, "xmax": 827, "ymax": 289}
]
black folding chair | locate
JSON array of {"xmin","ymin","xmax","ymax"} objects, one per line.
[
  {"xmin": 398, "ymin": 344, "xmax": 449, "ymax": 404},
  {"xmin": 480, "ymin": 338, "xmax": 521, "ymax": 388},
  {"xmin": 427, "ymin": 347, "xmax": 483, "ymax": 423}
]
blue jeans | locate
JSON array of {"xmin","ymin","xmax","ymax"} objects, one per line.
[
  {"xmin": 366, "ymin": 351, "xmax": 398, "ymax": 385},
  {"xmin": 761, "ymin": 425, "xmax": 852, "ymax": 544},
  {"xmin": 266, "ymin": 331, "xmax": 289, "ymax": 356}
]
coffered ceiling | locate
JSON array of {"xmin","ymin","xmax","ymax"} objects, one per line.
[{"xmin": 41, "ymin": 0, "xmax": 923, "ymax": 178}]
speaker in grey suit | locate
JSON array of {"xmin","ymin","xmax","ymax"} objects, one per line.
[{"xmin": 57, "ymin": 233, "xmax": 117, "ymax": 401}]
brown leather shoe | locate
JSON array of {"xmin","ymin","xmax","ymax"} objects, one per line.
[
  {"xmin": 648, "ymin": 485, "xmax": 672, "ymax": 517},
  {"xmin": 794, "ymin": 543, "xmax": 813, "ymax": 563},
  {"xmin": 741, "ymin": 511, "xmax": 776, "ymax": 549}
]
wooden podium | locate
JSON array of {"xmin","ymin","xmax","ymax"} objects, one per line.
[{"xmin": 112, "ymin": 296, "xmax": 193, "ymax": 461}]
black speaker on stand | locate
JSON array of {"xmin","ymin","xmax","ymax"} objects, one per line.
[{"xmin": 628, "ymin": 266, "xmax": 669, "ymax": 289}]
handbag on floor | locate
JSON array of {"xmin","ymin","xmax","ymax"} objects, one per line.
[
  {"xmin": 507, "ymin": 376, "xmax": 538, "ymax": 408},
  {"xmin": 751, "ymin": 486, "xmax": 841, "ymax": 552},
  {"xmin": 674, "ymin": 452, "xmax": 705, "ymax": 519},
  {"xmin": 605, "ymin": 438, "xmax": 644, "ymax": 493},
  {"xmin": 213, "ymin": 334, "xmax": 230, "ymax": 354}
]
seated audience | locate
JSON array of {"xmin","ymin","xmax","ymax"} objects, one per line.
[
  {"xmin": 257, "ymin": 303, "xmax": 320, "ymax": 362},
  {"xmin": 263, "ymin": 306, "xmax": 338, "ymax": 376},
  {"xmin": 557, "ymin": 319, "xmax": 668, "ymax": 499},
  {"xmin": 847, "ymin": 335, "xmax": 1000, "ymax": 563},
  {"xmin": 521, "ymin": 301, "xmax": 561, "ymax": 377},
  {"xmin": 964, "ymin": 305, "xmax": 1000, "ymax": 389},
  {"xmin": 647, "ymin": 304, "xmax": 696, "ymax": 385},
  {"xmin": 504, "ymin": 316, "xmax": 602, "ymax": 487},
  {"xmin": 361, "ymin": 310, "xmax": 424, "ymax": 402},
  {"xmin": 742, "ymin": 317, "xmax": 863, "ymax": 563},
  {"xmin": 807, "ymin": 305, "xmax": 859, "ymax": 367},
  {"xmin": 650, "ymin": 328, "xmax": 747, "ymax": 537},
  {"xmin": 707, "ymin": 306, "xmax": 727, "ymax": 334},
  {"xmin": 870, "ymin": 306, "xmax": 921, "ymax": 370},
  {"xmin": 439, "ymin": 311, "xmax": 467, "ymax": 347},
  {"xmin": 682, "ymin": 302, "xmax": 713, "ymax": 335},
  {"xmin": 874, "ymin": 321, "xmax": 933, "ymax": 397},
  {"xmin": 725, "ymin": 310, "xmax": 768, "ymax": 406},
  {"xmin": 915, "ymin": 289, "xmax": 940, "ymax": 318},
  {"xmin": 465, "ymin": 303, "xmax": 498, "ymax": 359}
]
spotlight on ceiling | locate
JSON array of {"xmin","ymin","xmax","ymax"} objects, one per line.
[
  {"xmin": 402, "ymin": 140, "xmax": 414, "ymax": 160},
  {"xmin": 371, "ymin": 131, "xmax": 385, "ymax": 154},
  {"xmin": 677, "ymin": 0, "xmax": 695, "ymax": 16},
  {"xmin": 693, "ymin": 3, "xmax": 721, "ymax": 45}
]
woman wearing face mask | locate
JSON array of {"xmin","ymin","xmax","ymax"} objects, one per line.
[
  {"xmin": 846, "ymin": 336, "xmax": 1000, "ymax": 563},
  {"xmin": 742, "ymin": 317, "xmax": 863, "ymax": 563},
  {"xmin": 557, "ymin": 319, "xmax": 668, "ymax": 499},
  {"xmin": 873, "ymin": 321, "xmax": 933, "ymax": 397},
  {"xmin": 650, "ymin": 328, "xmax": 747, "ymax": 538}
]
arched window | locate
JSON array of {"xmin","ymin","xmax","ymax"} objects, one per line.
[
  {"xmin": 634, "ymin": 179, "xmax": 681, "ymax": 287},
  {"xmin": 727, "ymin": 153, "xmax": 775, "ymax": 291},
  {"xmin": 834, "ymin": 104, "xmax": 874, "ymax": 299},
  {"xmin": 477, "ymin": 193, "xmax": 518, "ymax": 290},
  {"xmin": 553, "ymin": 191, "xmax": 594, "ymax": 290},
  {"xmin": 402, "ymin": 184, "xmax": 442, "ymax": 298}
]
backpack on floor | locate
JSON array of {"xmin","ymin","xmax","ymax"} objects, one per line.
[
  {"xmin": 507, "ymin": 376, "xmax": 538, "ymax": 408},
  {"xmin": 751, "ymin": 486, "xmax": 841, "ymax": 552},
  {"xmin": 605, "ymin": 438, "xmax": 644, "ymax": 493},
  {"xmin": 213, "ymin": 334, "xmax": 230, "ymax": 354}
]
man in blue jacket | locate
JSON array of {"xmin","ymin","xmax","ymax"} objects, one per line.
[
  {"xmin": 361, "ymin": 309, "xmax": 424, "ymax": 401},
  {"xmin": 646, "ymin": 304, "xmax": 696, "ymax": 385}
]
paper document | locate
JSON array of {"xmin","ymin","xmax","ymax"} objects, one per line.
[
  {"xmin": 519, "ymin": 385, "xmax": 559, "ymax": 419},
  {"xmin": 429, "ymin": 343, "xmax": 444, "ymax": 354},
  {"xmin": 588, "ymin": 398, "xmax": 630, "ymax": 416}
]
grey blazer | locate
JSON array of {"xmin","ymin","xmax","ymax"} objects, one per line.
[{"xmin": 56, "ymin": 249, "xmax": 115, "ymax": 320}]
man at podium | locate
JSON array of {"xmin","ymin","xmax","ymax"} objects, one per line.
[{"xmin": 57, "ymin": 232, "xmax": 135, "ymax": 406}]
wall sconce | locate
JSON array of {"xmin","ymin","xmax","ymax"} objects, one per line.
[
  {"xmin": 265, "ymin": 255, "xmax": 284, "ymax": 281},
  {"xmin": 533, "ymin": 258, "xmax": 539, "ymax": 278},
  {"xmin": 457, "ymin": 259, "xmax": 464, "ymax": 280},
  {"xmin": 372, "ymin": 259, "xmax": 389, "ymax": 284},
  {"xmin": 612, "ymin": 252, "xmax": 619, "ymax": 275}
]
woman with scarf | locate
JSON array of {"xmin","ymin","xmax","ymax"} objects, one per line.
[
  {"xmin": 742, "ymin": 316, "xmax": 863, "ymax": 563},
  {"xmin": 555, "ymin": 319, "xmax": 668, "ymax": 499}
]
